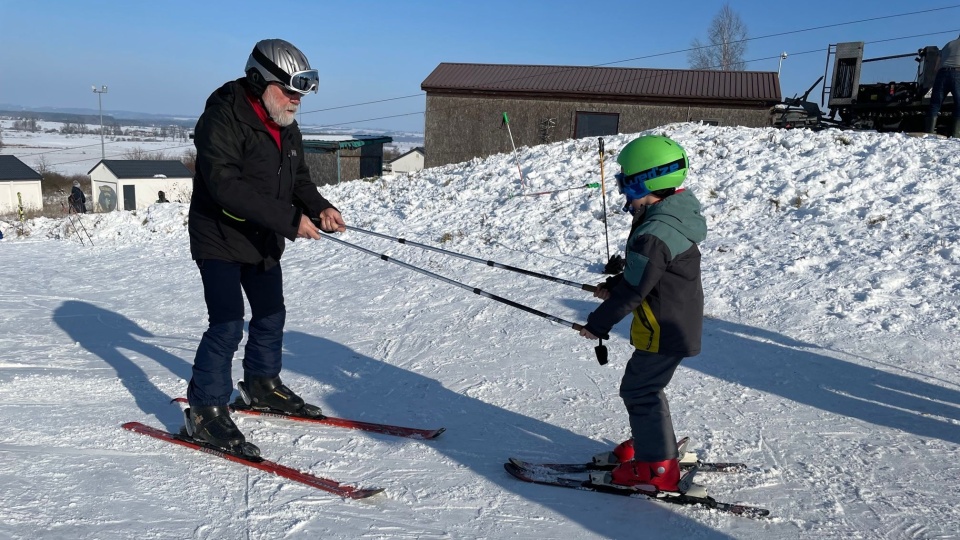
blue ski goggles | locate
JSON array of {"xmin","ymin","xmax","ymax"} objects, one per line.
[{"xmin": 615, "ymin": 171, "xmax": 652, "ymax": 201}]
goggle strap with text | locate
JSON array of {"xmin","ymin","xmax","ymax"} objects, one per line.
[{"xmin": 616, "ymin": 157, "xmax": 686, "ymax": 192}]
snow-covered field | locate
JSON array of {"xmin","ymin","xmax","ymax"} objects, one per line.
[
  {"xmin": 0, "ymin": 118, "xmax": 194, "ymax": 177},
  {"xmin": 0, "ymin": 118, "xmax": 423, "ymax": 178},
  {"xmin": 1, "ymin": 123, "xmax": 958, "ymax": 539}
]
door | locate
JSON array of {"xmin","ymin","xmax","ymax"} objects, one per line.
[{"xmin": 123, "ymin": 185, "xmax": 136, "ymax": 211}]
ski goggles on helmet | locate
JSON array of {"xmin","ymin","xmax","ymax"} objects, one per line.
[
  {"xmin": 615, "ymin": 171, "xmax": 652, "ymax": 215},
  {"xmin": 283, "ymin": 69, "xmax": 320, "ymax": 94},
  {"xmin": 615, "ymin": 171, "xmax": 652, "ymax": 201}
]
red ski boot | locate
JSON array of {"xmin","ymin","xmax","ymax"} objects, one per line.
[
  {"xmin": 610, "ymin": 458, "xmax": 681, "ymax": 492},
  {"xmin": 592, "ymin": 438, "xmax": 635, "ymax": 467}
]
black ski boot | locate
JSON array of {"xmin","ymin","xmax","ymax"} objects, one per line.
[
  {"xmin": 237, "ymin": 376, "xmax": 324, "ymax": 418},
  {"xmin": 183, "ymin": 405, "xmax": 260, "ymax": 458}
]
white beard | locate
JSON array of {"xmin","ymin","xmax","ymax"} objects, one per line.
[{"xmin": 263, "ymin": 92, "xmax": 298, "ymax": 127}]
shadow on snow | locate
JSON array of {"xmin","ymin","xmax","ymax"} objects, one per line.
[
  {"xmin": 691, "ymin": 319, "xmax": 960, "ymax": 446},
  {"xmin": 54, "ymin": 300, "xmax": 192, "ymax": 431},
  {"xmin": 279, "ymin": 329, "xmax": 735, "ymax": 538},
  {"xmin": 562, "ymin": 293, "xmax": 960, "ymax": 446},
  {"xmin": 52, "ymin": 300, "xmax": 733, "ymax": 538}
]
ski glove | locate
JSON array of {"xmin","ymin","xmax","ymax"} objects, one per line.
[
  {"xmin": 581, "ymin": 321, "xmax": 609, "ymax": 341},
  {"xmin": 602, "ymin": 273, "xmax": 624, "ymax": 291}
]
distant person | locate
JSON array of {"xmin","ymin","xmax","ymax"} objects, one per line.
[
  {"xmin": 185, "ymin": 38, "xmax": 345, "ymax": 457},
  {"xmin": 157, "ymin": 190, "xmax": 169, "ymax": 203},
  {"xmin": 578, "ymin": 135, "xmax": 706, "ymax": 492},
  {"xmin": 926, "ymin": 33, "xmax": 960, "ymax": 137},
  {"xmin": 68, "ymin": 180, "xmax": 87, "ymax": 213}
]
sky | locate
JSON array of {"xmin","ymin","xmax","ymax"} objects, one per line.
[
  {"xmin": 1, "ymin": 122, "xmax": 959, "ymax": 538},
  {"xmin": 1, "ymin": 1, "xmax": 959, "ymax": 133}
]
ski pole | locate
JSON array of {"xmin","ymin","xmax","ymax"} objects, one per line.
[
  {"xmin": 346, "ymin": 225, "xmax": 597, "ymax": 293},
  {"xmin": 515, "ymin": 183, "xmax": 599, "ymax": 198},
  {"xmin": 502, "ymin": 112, "xmax": 525, "ymax": 190},
  {"xmin": 17, "ymin": 192, "xmax": 25, "ymax": 236},
  {"xmin": 598, "ymin": 138, "xmax": 611, "ymax": 263},
  {"xmin": 73, "ymin": 213, "xmax": 94, "ymax": 246},
  {"xmin": 59, "ymin": 195, "xmax": 84, "ymax": 245},
  {"xmin": 320, "ymin": 232, "xmax": 587, "ymax": 331},
  {"xmin": 66, "ymin": 213, "xmax": 85, "ymax": 245}
]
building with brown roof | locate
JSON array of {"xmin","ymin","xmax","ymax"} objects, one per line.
[{"xmin": 421, "ymin": 62, "xmax": 781, "ymax": 168}]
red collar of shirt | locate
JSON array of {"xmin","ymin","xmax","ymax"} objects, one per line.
[{"xmin": 244, "ymin": 90, "xmax": 282, "ymax": 150}]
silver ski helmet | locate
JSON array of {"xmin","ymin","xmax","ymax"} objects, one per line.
[{"xmin": 244, "ymin": 39, "xmax": 319, "ymax": 95}]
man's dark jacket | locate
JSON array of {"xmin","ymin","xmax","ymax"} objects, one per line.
[
  {"xmin": 189, "ymin": 78, "xmax": 336, "ymax": 268},
  {"xmin": 70, "ymin": 186, "xmax": 86, "ymax": 213}
]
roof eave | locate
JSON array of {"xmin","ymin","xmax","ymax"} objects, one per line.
[{"xmin": 423, "ymin": 88, "xmax": 779, "ymax": 107}]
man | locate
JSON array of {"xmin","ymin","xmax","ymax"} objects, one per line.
[
  {"xmin": 69, "ymin": 180, "xmax": 87, "ymax": 213},
  {"xmin": 579, "ymin": 135, "xmax": 706, "ymax": 492},
  {"xmin": 186, "ymin": 38, "xmax": 346, "ymax": 456},
  {"xmin": 926, "ymin": 34, "xmax": 960, "ymax": 137}
]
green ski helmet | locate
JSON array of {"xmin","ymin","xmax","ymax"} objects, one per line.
[{"xmin": 615, "ymin": 135, "xmax": 689, "ymax": 200}]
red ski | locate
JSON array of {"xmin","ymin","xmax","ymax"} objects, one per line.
[
  {"xmin": 122, "ymin": 422, "xmax": 384, "ymax": 499},
  {"xmin": 171, "ymin": 397, "xmax": 444, "ymax": 440}
]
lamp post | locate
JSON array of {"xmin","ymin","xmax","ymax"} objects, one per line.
[
  {"xmin": 777, "ymin": 52, "xmax": 788, "ymax": 76},
  {"xmin": 92, "ymin": 85, "xmax": 108, "ymax": 160}
]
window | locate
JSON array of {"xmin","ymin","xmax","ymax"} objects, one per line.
[{"xmin": 574, "ymin": 112, "xmax": 619, "ymax": 139}]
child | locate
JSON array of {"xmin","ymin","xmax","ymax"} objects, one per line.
[{"xmin": 579, "ymin": 135, "xmax": 707, "ymax": 491}]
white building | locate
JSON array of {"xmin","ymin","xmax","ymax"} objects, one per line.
[
  {"xmin": 88, "ymin": 160, "xmax": 192, "ymax": 211},
  {"xmin": 387, "ymin": 147, "xmax": 425, "ymax": 174},
  {"xmin": 0, "ymin": 155, "xmax": 43, "ymax": 215}
]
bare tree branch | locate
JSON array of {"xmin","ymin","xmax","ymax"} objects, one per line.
[{"xmin": 688, "ymin": 3, "xmax": 748, "ymax": 70}]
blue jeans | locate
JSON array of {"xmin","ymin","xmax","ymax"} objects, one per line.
[
  {"xmin": 187, "ymin": 259, "xmax": 286, "ymax": 406},
  {"xmin": 929, "ymin": 68, "xmax": 960, "ymax": 119}
]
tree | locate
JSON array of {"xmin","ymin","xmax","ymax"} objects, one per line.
[
  {"xmin": 12, "ymin": 117, "xmax": 39, "ymax": 132},
  {"xmin": 34, "ymin": 154, "xmax": 51, "ymax": 176},
  {"xmin": 181, "ymin": 148, "xmax": 197, "ymax": 174},
  {"xmin": 688, "ymin": 3, "xmax": 748, "ymax": 71}
]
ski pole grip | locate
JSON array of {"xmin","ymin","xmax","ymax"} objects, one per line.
[
  {"xmin": 574, "ymin": 324, "xmax": 609, "ymax": 365},
  {"xmin": 598, "ymin": 138, "xmax": 604, "ymax": 153}
]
